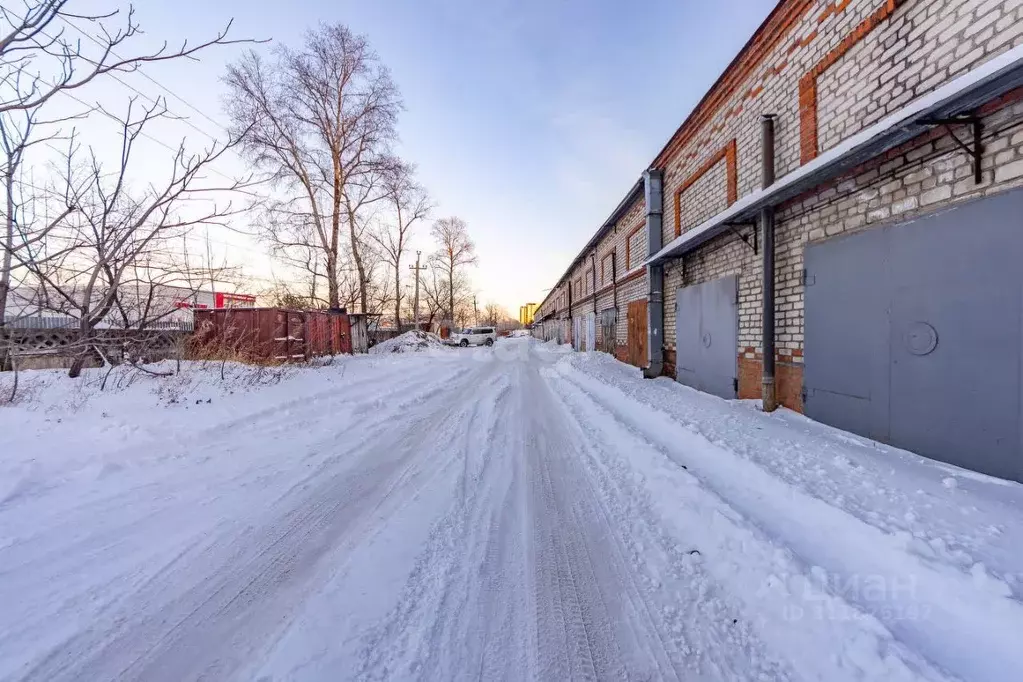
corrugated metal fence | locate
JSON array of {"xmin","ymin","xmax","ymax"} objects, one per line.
[{"xmin": 192, "ymin": 308, "xmax": 353, "ymax": 363}]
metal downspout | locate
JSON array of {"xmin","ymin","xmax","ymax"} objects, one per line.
[
  {"xmin": 761, "ymin": 114, "xmax": 778, "ymax": 411},
  {"xmin": 612, "ymin": 240, "xmax": 618, "ymax": 349},
  {"xmin": 643, "ymin": 169, "xmax": 665, "ymax": 378},
  {"xmin": 567, "ymin": 280, "xmax": 573, "ymax": 347},
  {"xmin": 592, "ymin": 253, "xmax": 598, "ymax": 351}
]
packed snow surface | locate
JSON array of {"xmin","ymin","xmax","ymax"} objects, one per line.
[
  {"xmin": 369, "ymin": 329, "xmax": 447, "ymax": 355},
  {"xmin": 2, "ymin": 338, "xmax": 1022, "ymax": 681}
]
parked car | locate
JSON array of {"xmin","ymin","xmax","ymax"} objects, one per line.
[{"xmin": 449, "ymin": 326, "xmax": 497, "ymax": 347}]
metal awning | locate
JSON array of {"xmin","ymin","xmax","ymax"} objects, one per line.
[{"xmin": 647, "ymin": 45, "xmax": 1023, "ymax": 265}]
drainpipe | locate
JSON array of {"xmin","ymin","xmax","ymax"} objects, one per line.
[
  {"xmin": 567, "ymin": 280, "xmax": 573, "ymax": 346},
  {"xmin": 761, "ymin": 114, "xmax": 778, "ymax": 412},
  {"xmin": 643, "ymin": 169, "xmax": 665, "ymax": 378},
  {"xmin": 612, "ymin": 241, "xmax": 618, "ymax": 332}
]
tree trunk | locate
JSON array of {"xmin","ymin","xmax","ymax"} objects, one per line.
[
  {"xmin": 394, "ymin": 266, "xmax": 401, "ymax": 331},
  {"xmin": 68, "ymin": 326, "xmax": 90, "ymax": 379},
  {"xmin": 351, "ymin": 227, "xmax": 368, "ymax": 313},
  {"xmin": 447, "ymin": 262, "xmax": 454, "ymax": 324},
  {"xmin": 1, "ymin": 173, "xmax": 14, "ymax": 327},
  {"xmin": 325, "ymin": 252, "xmax": 339, "ymax": 309}
]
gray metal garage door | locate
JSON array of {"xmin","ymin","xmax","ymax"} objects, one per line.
[
  {"xmin": 804, "ymin": 188, "xmax": 1023, "ymax": 482},
  {"xmin": 675, "ymin": 275, "xmax": 738, "ymax": 399}
]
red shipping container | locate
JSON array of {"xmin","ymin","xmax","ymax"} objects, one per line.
[{"xmin": 193, "ymin": 308, "xmax": 354, "ymax": 363}]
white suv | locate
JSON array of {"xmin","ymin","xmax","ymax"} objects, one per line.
[{"xmin": 450, "ymin": 326, "xmax": 497, "ymax": 347}]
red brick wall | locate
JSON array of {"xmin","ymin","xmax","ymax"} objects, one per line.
[
  {"xmin": 615, "ymin": 345, "xmax": 629, "ymax": 362},
  {"xmin": 663, "ymin": 349, "xmax": 677, "ymax": 379},
  {"xmin": 738, "ymin": 354, "xmax": 804, "ymax": 412}
]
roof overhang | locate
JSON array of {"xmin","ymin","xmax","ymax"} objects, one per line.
[
  {"xmin": 537, "ymin": 178, "xmax": 644, "ymax": 311},
  {"xmin": 647, "ymin": 45, "xmax": 1023, "ymax": 266}
]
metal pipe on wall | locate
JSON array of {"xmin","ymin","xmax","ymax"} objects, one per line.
[
  {"xmin": 643, "ymin": 169, "xmax": 665, "ymax": 378},
  {"xmin": 761, "ymin": 114, "xmax": 778, "ymax": 412}
]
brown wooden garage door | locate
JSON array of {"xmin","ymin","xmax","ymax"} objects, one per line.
[{"xmin": 626, "ymin": 300, "xmax": 647, "ymax": 368}]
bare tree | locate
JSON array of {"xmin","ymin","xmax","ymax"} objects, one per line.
[
  {"xmin": 430, "ymin": 216, "xmax": 476, "ymax": 322},
  {"xmin": 481, "ymin": 302, "xmax": 506, "ymax": 327},
  {"xmin": 0, "ymin": 1, "xmax": 257, "ymax": 373},
  {"xmin": 18, "ymin": 98, "xmax": 248, "ymax": 377},
  {"xmin": 266, "ymin": 282, "xmax": 317, "ymax": 310},
  {"xmin": 420, "ymin": 267, "xmax": 446, "ymax": 327},
  {"xmin": 369, "ymin": 163, "xmax": 430, "ymax": 330},
  {"xmin": 224, "ymin": 24, "xmax": 401, "ymax": 312},
  {"xmin": 0, "ymin": 1, "xmax": 255, "ymax": 115},
  {"xmin": 0, "ymin": 106, "xmax": 81, "ymax": 327}
]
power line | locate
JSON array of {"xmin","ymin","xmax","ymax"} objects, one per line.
[
  {"xmin": 54, "ymin": 13, "xmax": 233, "ymax": 144},
  {"xmin": 3, "ymin": 5, "xmax": 262, "ymax": 196}
]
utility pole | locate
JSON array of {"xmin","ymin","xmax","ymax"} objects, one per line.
[
  {"xmin": 473, "ymin": 295, "xmax": 479, "ymax": 326},
  {"xmin": 409, "ymin": 251, "xmax": 427, "ymax": 329}
]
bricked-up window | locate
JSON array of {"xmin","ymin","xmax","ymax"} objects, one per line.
[
  {"xmin": 584, "ymin": 269, "xmax": 592, "ymax": 295},
  {"xmin": 601, "ymin": 252, "xmax": 614, "ymax": 287},
  {"xmin": 627, "ymin": 226, "xmax": 645, "ymax": 270},
  {"xmin": 574, "ymin": 279, "xmax": 582, "ymax": 300}
]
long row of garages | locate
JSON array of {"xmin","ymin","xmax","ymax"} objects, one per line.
[{"xmin": 534, "ymin": 0, "xmax": 1023, "ymax": 482}]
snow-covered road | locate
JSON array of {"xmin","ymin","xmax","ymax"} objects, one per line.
[{"xmin": 2, "ymin": 338, "xmax": 1023, "ymax": 681}]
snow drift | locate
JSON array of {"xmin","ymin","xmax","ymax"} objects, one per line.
[
  {"xmin": 2, "ymin": 339, "xmax": 1022, "ymax": 681},
  {"xmin": 369, "ymin": 330, "xmax": 447, "ymax": 354}
]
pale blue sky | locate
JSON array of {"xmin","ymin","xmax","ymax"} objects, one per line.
[{"xmin": 60, "ymin": 0, "xmax": 779, "ymax": 310}]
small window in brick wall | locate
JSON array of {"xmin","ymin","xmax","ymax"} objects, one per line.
[
  {"xmin": 601, "ymin": 252, "xmax": 614, "ymax": 287},
  {"xmin": 628, "ymin": 228, "xmax": 645, "ymax": 270}
]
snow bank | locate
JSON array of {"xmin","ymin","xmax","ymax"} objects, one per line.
[
  {"xmin": 5, "ymin": 341, "xmax": 1023, "ymax": 680},
  {"xmin": 547, "ymin": 349, "xmax": 1023, "ymax": 682},
  {"xmin": 369, "ymin": 330, "xmax": 447, "ymax": 354}
]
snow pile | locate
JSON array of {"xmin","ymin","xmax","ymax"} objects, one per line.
[
  {"xmin": 4, "ymin": 341, "xmax": 1023, "ymax": 680},
  {"xmin": 547, "ymin": 349, "xmax": 1023, "ymax": 681},
  {"xmin": 369, "ymin": 330, "xmax": 446, "ymax": 354}
]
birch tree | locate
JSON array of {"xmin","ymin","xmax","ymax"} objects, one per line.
[
  {"xmin": 224, "ymin": 24, "xmax": 401, "ymax": 311},
  {"xmin": 370, "ymin": 163, "xmax": 430, "ymax": 330},
  {"xmin": 430, "ymin": 216, "xmax": 476, "ymax": 322}
]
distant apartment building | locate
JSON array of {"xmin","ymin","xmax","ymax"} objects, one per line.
[{"xmin": 519, "ymin": 303, "xmax": 537, "ymax": 326}]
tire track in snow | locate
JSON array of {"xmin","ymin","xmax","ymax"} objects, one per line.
[
  {"xmin": 7, "ymin": 357, "xmax": 500, "ymax": 682},
  {"xmin": 536, "ymin": 361, "xmax": 793, "ymax": 681},
  {"xmin": 355, "ymin": 359, "xmax": 520, "ymax": 681},
  {"xmin": 547, "ymin": 360, "xmax": 959, "ymax": 682},
  {"xmin": 0, "ymin": 358, "xmax": 461, "ymax": 639},
  {"xmin": 359, "ymin": 349, "xmax": 702, "ymax": 681},
  {"xmin": 526, "ymin": 360, "xmax": 680, "ymax": 681}
]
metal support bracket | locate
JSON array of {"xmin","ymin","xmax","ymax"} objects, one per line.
[
  {"xmin": 917, "ymin": 115, "xmax": 983, "ymax": 184},
  {"xmin": 725, "ymin": 221, "xmax": 758, "ymax": 254}
]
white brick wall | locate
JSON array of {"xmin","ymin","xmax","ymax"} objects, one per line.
[
  {"xmin": 539, "ymin": 0, "xmax": 1023, "ymax": 368},
  {"xmin": 678, "ymin": 159, "xmax": 730, "ymax": 235},
  {"xmin": 771, "ymin": 97, "xmax": 1023, "ymax": 356},
  {"xmin": 817, "ymin": 0, "xmax": 1023, "ymax": 156}
]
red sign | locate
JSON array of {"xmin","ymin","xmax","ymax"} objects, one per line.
[{"xmin": 215, "ymin": 292, "xmax": 257, "ymax": 308}]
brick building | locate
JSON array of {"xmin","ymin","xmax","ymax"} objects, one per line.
[{"xmin": 534, "ymin": 0, "xmax": 1023, "ymax": 482}]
